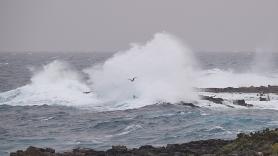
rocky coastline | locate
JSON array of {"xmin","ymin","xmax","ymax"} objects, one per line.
[
  {"xmin": 8, "ymin": 86, "xmax": 278, "ymax": 156},
  {"xmin": 202, "ymin": 85, "xmax": 278, "ymax": 94},
  {"xmin": 10, "ymin": 128, "xmax": 278, "ymax": 156}
]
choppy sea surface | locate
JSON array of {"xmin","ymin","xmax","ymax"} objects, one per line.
[{"xmin": 1, "ymin": 51, "xmax": 278, "ymax": 155}]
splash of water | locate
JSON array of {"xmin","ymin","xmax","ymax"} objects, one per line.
[
  {"xmin": 0, "ymin": 61, "xmax": 99, "ymax": 106},
  {"xmin": 2, "ymin": 33, "xmax": 278, "ymax": 110},
  {"xmin": 196, "ymin": 68, "xmax": 278, "ymax": 88},
  {"xmin": 85, "ymin": 33, "xmax": 198, "ymax": 106},
  {"xmin": 251, "ymin": 48, "xmax": 276, "ymax": 74},
  {"xmin": 0, "ymin": 33, "xmax": 198, "ymax": 110}
]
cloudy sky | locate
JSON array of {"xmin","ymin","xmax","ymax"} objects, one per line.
[{"xmin": 0, "ymin": 0, "xmax": 278, "ymax": 52}]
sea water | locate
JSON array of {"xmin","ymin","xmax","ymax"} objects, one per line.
[{"xmin": 1, "ymin": 33, "xmax": 278, "ymax": 155}]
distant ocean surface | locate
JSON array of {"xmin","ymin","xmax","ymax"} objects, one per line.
[
  {"xmin": 1, "ymin": 51, "xmax": 278, "ymax": 156},
  {"xmin": 2, "ymin": 51, "xmax": 278, "ymax": 92}
]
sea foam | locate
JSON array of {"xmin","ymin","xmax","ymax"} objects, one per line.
[{"xmin": 0, "ymin": 32, "xmax": 198, "ymax": 110}]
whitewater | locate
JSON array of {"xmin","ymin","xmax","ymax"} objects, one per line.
[
  {"xmin": 1, "ymin": 33, "xmax": 278, "ymax": 156},
  {"xmin": 1, "ymin": 33, "xmax": 278, "ymax": 110}
]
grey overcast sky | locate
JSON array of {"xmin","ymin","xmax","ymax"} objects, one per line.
[{"xmin": 0, "ymin": 0, "xmax": 278, "ymax": 52}]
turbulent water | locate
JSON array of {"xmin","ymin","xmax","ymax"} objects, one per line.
[{"xmin": 1, "ymin": 33, "xmax": 278, "ymax": 155}]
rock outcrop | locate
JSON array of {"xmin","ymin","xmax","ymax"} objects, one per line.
[
  {"xmin": 233, "ymin": 99, "xmax": 253, "ymax": 107},
  {"xmin": 10, "ymin": 128, "xmax": 278, "ymax": 156},
  {"xmin": 200, "ymin": 95, "xmax": 224, "ymax": 104},
  {"xmin": 202, "ymin": 85, "xmax": 278, "ymax": 94}
]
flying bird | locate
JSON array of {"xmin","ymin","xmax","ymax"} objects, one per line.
[{"xmin": 128, "ymin": 77, "xmax": 137, "ymax": 82}]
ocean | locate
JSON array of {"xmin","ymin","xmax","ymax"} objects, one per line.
[{"xmin": 1, "ymin": 34, "xmax": 278, "ymax": 155}]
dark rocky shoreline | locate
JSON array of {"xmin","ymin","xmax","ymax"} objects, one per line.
[
  {"xmin": 8, "ymin": 86, "xmax": 278, "ymax": 156},
  {"xmin": 202, "ymin": 85, "xmax": 278, "ymax": 94},
  {"xmin": 10, "ymin": 128, "xmax": 278, "ymax": 156},
  {"xmin": 197, "ymin": 85, "xmax": 278, "ymax": 108}
]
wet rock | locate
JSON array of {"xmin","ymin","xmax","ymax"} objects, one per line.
[
  {"xmin": 178, "ymin": 101, "xmax": 200, "ymax": 108},
  {"xmin": 111, "ymin": 145, "xmax": 128, "ymax": 152},
  {"xmin": 200, "ymin": 95, "xmax": 224, "ymax": 104},
  {"xmin": 10, "ymin": 129, "xmax": 278, "ymax": 156},
  {"xmin": 157, "ymin": 101, "xmax": 200, "ymax": 108},
  {"xmin": 139, "ymin": 145, "xmax": 156, "ymax": 150},
  {"xmin": 10, "ymin": 146, "xmax": 55, "ymax": 156},
  {"xmin": 259, "ymin": 97, "xmax": 268, "ymax": 101},
  {"xmin": 233, "ymin": 99, "xmax": 253, "ymax": 107},
  {"xmin": 70, "ymin": 148, "xmax": 105, "ymax": 156},
  {"xmin": 202, "ymin": 85, "xmax": 278, "ymax": 94}
]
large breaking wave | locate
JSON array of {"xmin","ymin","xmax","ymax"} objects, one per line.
[
  {"xmin": 1, "ymin": 32, "xmax": 278, "ymax": 110},
  {"xmin": 0, "ymin": 33, "xmax": 198, "ymax": 110}
]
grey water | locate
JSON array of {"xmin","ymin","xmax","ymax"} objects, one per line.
[{"xmin": 0, "ymin": 52, "xmax": 278, "ymax": 155}]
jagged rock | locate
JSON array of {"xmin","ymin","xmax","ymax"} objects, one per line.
[
  {"xmin": 259, "ymin": 97, "xmax": 268, "ymax": 101},
  {"xmin": 178, "ymin": 101, "xmax": 200, "ymax": 108},
  {"xmin": 233, "ymin": 99, "xmax": 253, "ymax": 107},
  {"xmin": 200, "ymin": 95, "xmax": 224, "ymax": 104},
  {"xmin": 202, "ymin": 85, "xmax": 278, "ymax": 94},
  {"xmin": 10, "ymin": 129, "xmax": 278, "ymax": 156},
  {"xmin": 139, "ymin": 145, "xmax": 156, "ymax": 150},
  {"xmin": 111, "ymin": 145, "xmax": 128, "ymax": 152},
  {"xmin": 10, "ymin": 146, "xmax": 55, "ymax": 156}
]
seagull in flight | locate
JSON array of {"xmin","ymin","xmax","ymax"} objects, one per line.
[
  {"xmin": 128, "ymin": 77, "xmax": 137, "ymax": 82},
  {"xmin": 83, "ymin": 91, "xmax": 92, "ymax": 94}
]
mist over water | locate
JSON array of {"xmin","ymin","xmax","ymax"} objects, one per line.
[
  {"xmin": 1, "ymin": 33, "xmax": 278, "ymax": 156},
  {"xmin": 0, "ymin": 33, "xmax": 198, "ymax": 109},
  {"xmin": 196, "ymin": 69, "xmax": 278, "ymax": 88},
  {"xmin": 251, "ymin": 48, "xmax": 277, "ymax": 74},
  {"xmin": 85, "ymin": 33, "xmax": 197, "ymax": 106},
  {"xmin": 1, "ymin": 33, "xmax": 278, "ymax": 109},
  {"xmin": 0, "ymin": 61, "xmax": 98, "ymax": 106},
  {"xmin": 196, "ymin": 49, "xmax": 278, "ymax": 88}
]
